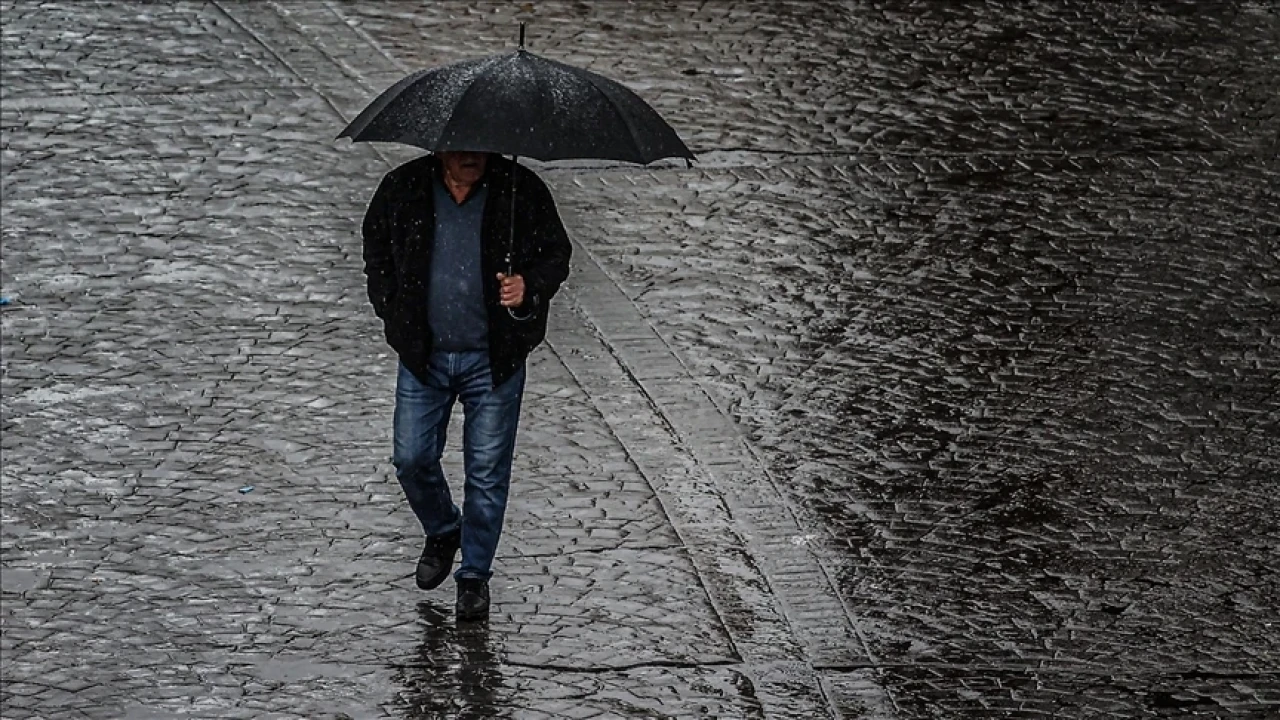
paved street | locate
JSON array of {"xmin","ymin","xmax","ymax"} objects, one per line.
[{"xmin": 2, "ymin": 1, "xmax": 1277, "ymax": 718}]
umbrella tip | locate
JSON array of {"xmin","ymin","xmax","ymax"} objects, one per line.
[{"xmin": 519, "ymin": 22, "xmax": 526, "ymax": 49}]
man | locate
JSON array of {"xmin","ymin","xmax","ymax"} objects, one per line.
[{"xmin": 362, "ymin": 150, "xmax": 571, "ymax": 620}]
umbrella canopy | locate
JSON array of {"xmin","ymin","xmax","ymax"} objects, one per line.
[{"xmin": 337, "ymin": 43, "xmax": 693, "ymax": 165}]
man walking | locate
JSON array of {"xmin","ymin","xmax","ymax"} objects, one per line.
[{"xmin": 362, "ymin": 150, "xmax": 571, "ymax": 620}]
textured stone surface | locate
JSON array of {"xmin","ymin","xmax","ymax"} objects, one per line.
[{"xmin": 3, "ymin": 1, "xmax": 1278, "ymax": 718}]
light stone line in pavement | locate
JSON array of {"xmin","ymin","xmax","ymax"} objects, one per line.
[
  {"xmin": 208, "ymin": 0, "xmax": 348, "ymax": 123},
  {"xmin": 321, "ymin": 0, "xmax": 414, "ymax": 77},
  {"xmin": 208, "ymin": 0, "xmax": 407, "ymax": 173}
]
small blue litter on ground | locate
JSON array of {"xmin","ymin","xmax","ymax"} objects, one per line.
[
  {"xmin": 238, "ymin": 485, "xmax": 255, "ymax": 494},
  {"xmin": 0, "ymin": 296, "xmax": 11, "ymax": 306}
]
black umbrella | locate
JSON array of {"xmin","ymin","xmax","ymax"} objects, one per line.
[
  {"xmin": 338, "ymin": 24, "xmax": 694, "ymax": 283},
  {"xmin": 337, "ymin": 25, "xmax": 694, "ymax": 165}
]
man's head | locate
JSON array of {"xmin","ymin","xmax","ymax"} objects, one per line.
[{"xmin": 439, "ymin": 151, "xmax": 489, "ymax": 188}]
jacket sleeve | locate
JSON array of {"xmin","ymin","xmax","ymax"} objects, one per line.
[
  {"xmin": 518, "ymin": 174, "xmax": 572, "ymax": 309},
  {"xmin": 362, "ymin": 174, "xmax": 398, "ymax": 320}
]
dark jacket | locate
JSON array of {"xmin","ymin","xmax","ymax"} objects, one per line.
[{"xmin": 362, "ymin": 154, "xmax": 572, "ymax": 387}]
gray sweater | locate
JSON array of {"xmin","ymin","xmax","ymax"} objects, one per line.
[{"xmin": 426, "ymin": 172, "xmax": 490, "ymax": 351}]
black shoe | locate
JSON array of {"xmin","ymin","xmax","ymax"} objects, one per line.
[
  {"xmin": 415, "ymin": 530, "xmax": 460, "ymax": 590},
  {"xmin": 456, "ymin": 578, "xmax": 490, "ymax": 621}
]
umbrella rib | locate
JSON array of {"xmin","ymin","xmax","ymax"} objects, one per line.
[
  {"xmin": 435, "ymin": 54, "xmax": 511, "ymax": 151},
  {"xmin": 575, "ymin": 72, "xmax": 646, "ymax": 163}
]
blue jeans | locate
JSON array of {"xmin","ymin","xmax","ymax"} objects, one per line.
[{"xmin": 393, "ymin": 352, "xmax": 525, "ymax": 581}]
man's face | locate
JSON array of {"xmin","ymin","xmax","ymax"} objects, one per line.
[{"xmin": 440, "ymin": 151, "xmax": 488, "ymax": 186}]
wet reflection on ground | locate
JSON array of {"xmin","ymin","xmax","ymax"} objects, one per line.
[{"xmin": 396, "ymin": 602, "xmax": 509, "ymax": 720}]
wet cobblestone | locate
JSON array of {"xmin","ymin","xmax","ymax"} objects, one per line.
[
  {"xmin": 4, "ymin": 0, "xmax": 1279, "ymax": 718},
  {"xmin": 554, "ymin": 150, "xmax": 1279, "ymax": 710}
]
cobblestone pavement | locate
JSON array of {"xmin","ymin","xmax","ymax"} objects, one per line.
[{"xmin": 2, "ymin": 1, "xmax": 1278, "ymax": 719}]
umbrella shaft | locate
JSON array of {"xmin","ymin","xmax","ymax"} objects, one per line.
[{"xmin": 507, "ymin": 154, "xmax": 517, "ymax": 276}]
